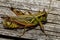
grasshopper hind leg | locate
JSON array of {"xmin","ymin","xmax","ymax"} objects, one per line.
[{"xmin": 20, "ymin": 26, "xmax": 27, "ymax": 37}]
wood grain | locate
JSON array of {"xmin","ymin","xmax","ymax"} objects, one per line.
[{"xmin": 0, "ymin": 0, "xmax": 60, "ymax": 40}]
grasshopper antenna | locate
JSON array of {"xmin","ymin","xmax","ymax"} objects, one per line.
[{"xmin": 47, "ymin": 0, "xmax": 52, "ymax": 13}]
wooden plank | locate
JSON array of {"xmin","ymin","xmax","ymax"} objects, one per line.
[
  {"xmin": 0, "ymin": 7, "xmax": 60, "ymax": 24},
  {"xmin": 0, "ymin": 7, "xmax": 60, "ymax": 40},
  {"xmin": 0, "ymin": 1, "xmax": 60, "ymax": 16},
  {"xmin": 0, "ymin": 23, "xmax": 60, "ymax": 39},
  {"xmin": 0, "ymin": 7, "xmax": 60, "ymax": 32},
  {"xmin": 0, "ymin": 0, "xmax": 60, "ymax": 40}
]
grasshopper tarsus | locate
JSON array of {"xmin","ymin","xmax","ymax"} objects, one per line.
[{"xmin": 40, "ymin": 28, "xmax": 47, "ymax": 36}]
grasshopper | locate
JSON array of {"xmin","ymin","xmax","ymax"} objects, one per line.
[
  {"xmin": 1, "ymin": 0, "xmax": 52, "ymax": 37},
  {"xmin": 1, "ymin": 7, "xmax": 47, "ymax": 36}
]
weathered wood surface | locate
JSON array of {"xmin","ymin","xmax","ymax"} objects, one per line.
[{"xmin": 0, "ymin": 0, "xmax": 60, "ymax": 40}]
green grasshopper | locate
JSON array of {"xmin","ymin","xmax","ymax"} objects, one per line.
[{"xmin": 1, "ymin": 7, "xmax": 47, "ymax": 36}]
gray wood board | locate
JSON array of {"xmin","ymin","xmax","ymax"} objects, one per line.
[{"xmin": 0, "ymin": 0, "xmax": 60, "ymax": 40}]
